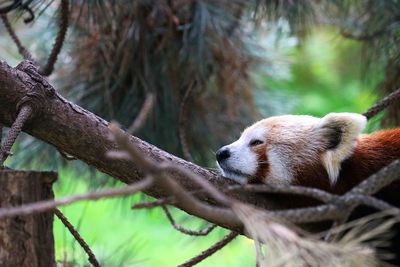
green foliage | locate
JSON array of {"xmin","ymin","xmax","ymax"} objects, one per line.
[{"xmin": 258, "ymin": 29, "xmax": 381, "ymax": 131}]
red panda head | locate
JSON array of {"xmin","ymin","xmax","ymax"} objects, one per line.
[{"xmin": 216, "ymin": 113, "xmax": 367, "ymax": 186}]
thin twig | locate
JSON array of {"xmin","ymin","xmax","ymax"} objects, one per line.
[
  {"xmin": 0, "ymin": 105, "xmax": 32, "ymax": 167},
  {"xmin": 21, "ymin": 3, "xmax": 34, "ymax": 23},
  {"xmin": 127, "ymin": 92, "xmax": 155, "ymax": 134},
  {"xmin": 162, "ymin": 205, "xmax": 217, "ymax": 236},
  {"xmin": 1, "ymin": 14, "xmax": 33, "ymax": 61},
  {"xmin": 39, "ymin": 0, "xmax": 69, "ymax": 76},
  {"xmin": 177, "ymin": 231, "xmax": 239, "ymax": 267},
  {"xmin": 132, "ymin": 198, "xmax": 173, "ymax": 209},
  {"xmin": 54, "ymin": 208, "xmax": 100, "ymax": 267},
  {"xmin": 0, "ymin": 176, "xmax": 154, "ymax": 218},
  {"xmin": 362, "ymin": 88, "xmax": 400, "ymax": 120},
  {"xmin": 0, "ymin": 0, "xmax": 21, "ymax": 15},
  {"xmin": 178, "ymin": 82, "xmax": 195, "ymax": 162}
]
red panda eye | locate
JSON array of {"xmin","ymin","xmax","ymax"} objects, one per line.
[{"xmin": 249, "ymin": 140, "xmax": 263, "ymax": 147}]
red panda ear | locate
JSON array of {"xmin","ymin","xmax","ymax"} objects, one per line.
[{"xmin": 317, "ymin": 113, "xmax": 367, "ymax": 185}]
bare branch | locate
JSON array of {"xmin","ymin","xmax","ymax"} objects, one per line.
[
  {"xmin": 132, "ymin": 198, "xmax": 173, "ymax": 209},
  {"xmin": 177, "ymin": 231, "xmax": 239, "ymax": 267},
  {"xmin": 161, "ymin": 205, "xmax": 217, "ymax": 236},
  {"xmin": 362, "ymin": 88, "xmax": 400, "ymax": 120},
  {"xmin": 0, "ymin": 0, "xmax": 21, "ymax": 15},
  {"xmin": 39, "ymin": 0, "xmax": 69, "ymax": 76},
  {"xmin": 1, "ymin": 14, "xmax": 33, "ymax": 61},
  {"xmin": 0, "ymin": 105, "xmax": 32, "ymax": 167},
  {"xmin": 54, "ymin": 208, "xmax": 100, "ymax": 267},
  {"xmin": 127, "ymin": 92, "xmax": 155, "ymax": 134},
  {"xmin": 0, "ymin": 176, "xmax": 154, "ymax": 218},
  {"xmin": 1, "ymin": 59, "xmax": 399, "ymax": 233},
  {"xmin": 2, "ymin": 59, "xmax": 275, "ymax": 233}
]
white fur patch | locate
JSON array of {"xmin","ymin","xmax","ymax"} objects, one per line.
[
  {"xmin": 267, "ymin": 147, "xmax": 293, "ymax": 185},
  {"xmin": 217, "ymin": 139, "xmax": 258, "ymax": 183}
]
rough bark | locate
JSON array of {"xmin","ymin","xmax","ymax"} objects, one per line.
[
  {"xmin": 0, "ymin": 59, "xmax": 279, "ymax": 231},
  {"xmin": 0, "ymin": 170, "xmax": 57, "ymax": 267}
]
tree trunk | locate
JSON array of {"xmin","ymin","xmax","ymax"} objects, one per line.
[{"xmin": 0, "ymin": 170, "xmax": 57, "ymax": 267}]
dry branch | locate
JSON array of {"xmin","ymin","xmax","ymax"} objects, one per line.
[
  {"xmin": 0, "ymin": 176, "xmax": 154, "ymax": 218},
  {"xmin": 0, "ymin": 105, "xmax": 32, "ymax": 166},
  {"xmin": 161, "ymin": 205, "xmax": 217, "ymax": 236},
  {"xmin": 39, "ymin": 0, "xmax": 69, "ymax": 76},
  {"xmin": 362, "ymin": 88, "xmax": 400, "ymax": 119},
  {"xmin": 177, "ymin": 231, "xmax": 239, "ymax": 267},
  {"xmin": 127, "ymin": 92, "xmax": 155, "ymax": 134},
  {"xmin": 1, "ymin": 58, "xmax": 400, "ymax": 236},
  {"xmin": 54, "ymin": 208, "xmax": 100, "ymax": 267},
  {"xmin": 1, "ymin": 14, "xmax": 33, "ymax": 61},
  {"xmin": 0, "ymin": 59, "xmax": 276, "ymax": 231}
]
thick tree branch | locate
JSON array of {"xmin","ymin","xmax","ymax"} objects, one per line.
[{"xmin": 0, "ymin": 59, "xmax": 277, "ymax": 231}]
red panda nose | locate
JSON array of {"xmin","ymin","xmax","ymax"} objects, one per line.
[{"xmin": 216, "ymin": 148, "xmax": 230, "ymax": 162}]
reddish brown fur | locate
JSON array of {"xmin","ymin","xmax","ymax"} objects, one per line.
[
  {"xmin": 250, "ymin": 145, "xmax": 269, "ymax": 184},
  {"xmin": 258, "ymin": 128, "xmax": 400, "ymax": 209},
  {"xmin": 288, "ymin": 128, "xmax": 400, "ymax": 194},
  {"xmin": 334, "ymin": 128, "xmax": 400, "ymax": 194}
]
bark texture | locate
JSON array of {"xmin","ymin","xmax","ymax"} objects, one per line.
[
  {"xmin": 0, "ymin": 170, "xmax": 57, "ymax": 267},
  {"xmin": 0, "ymin": 59, "xmax": 278, "ymax": 230}
]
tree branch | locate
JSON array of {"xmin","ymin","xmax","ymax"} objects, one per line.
[
  {"xmin": 39, "ymin": 0, "xmax": 69, "ymax": 76},
  {"xmin": 161, "ymin": 205, "xmax": 217, "ymax": 236},
  {"xmin": 1, "ymin": 59, "xmax": 400, "ymax": 234},
  {"xmin": 1, "ymin": 14, "xmax": 33, "ymax": 61},
  {"xmin": 54, "ymin": 208, "xmax": 100, "ymax": 267},
  {"xmin": 0, "ymin": 59, "xmax": 277, "ymax": 232},
  {"xmin": 0, "ymin": 176, "xmax": 154, "ymax": 218},
  {"xmin": 177, "ymin": 231, "xmax": 239, "ymax": 267}
]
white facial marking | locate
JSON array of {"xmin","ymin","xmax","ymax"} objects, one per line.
[
  {"xmin": 217, "ymin": 127, "xmax": 268, "ymax": 183},
  {"xmin": 266, "ymin": 147, "xmax": 293, "ymax": 185}
]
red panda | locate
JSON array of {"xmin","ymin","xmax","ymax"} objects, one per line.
[
  {"xmin": 216, "ymin": 113, "xmax": 400, "ymax": 264},
  {"xmin": 216, "ymin": 113, "xmax": 400, "ymax": 194}
]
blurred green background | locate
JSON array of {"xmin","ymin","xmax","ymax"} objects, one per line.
[
  {"xmin": 0, "ymin": 1, "xmax": 392, "ymax": 266},
  {"xmin": 3, "ymin": 28, "xmax": 380, "ymax": 267}
]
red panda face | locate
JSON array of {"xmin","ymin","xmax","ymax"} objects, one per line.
[
  {"xmin": 216, "ymin": 126, "xmax": 268, "ymax": 184},
  {"xmin": 216, "ymin": 113, "xmax": 367, "ymax": 186}
]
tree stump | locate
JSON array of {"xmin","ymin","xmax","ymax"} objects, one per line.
[{"xmin": 0, "ymin": 170, "xmax": 57, "ymax": 267}]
